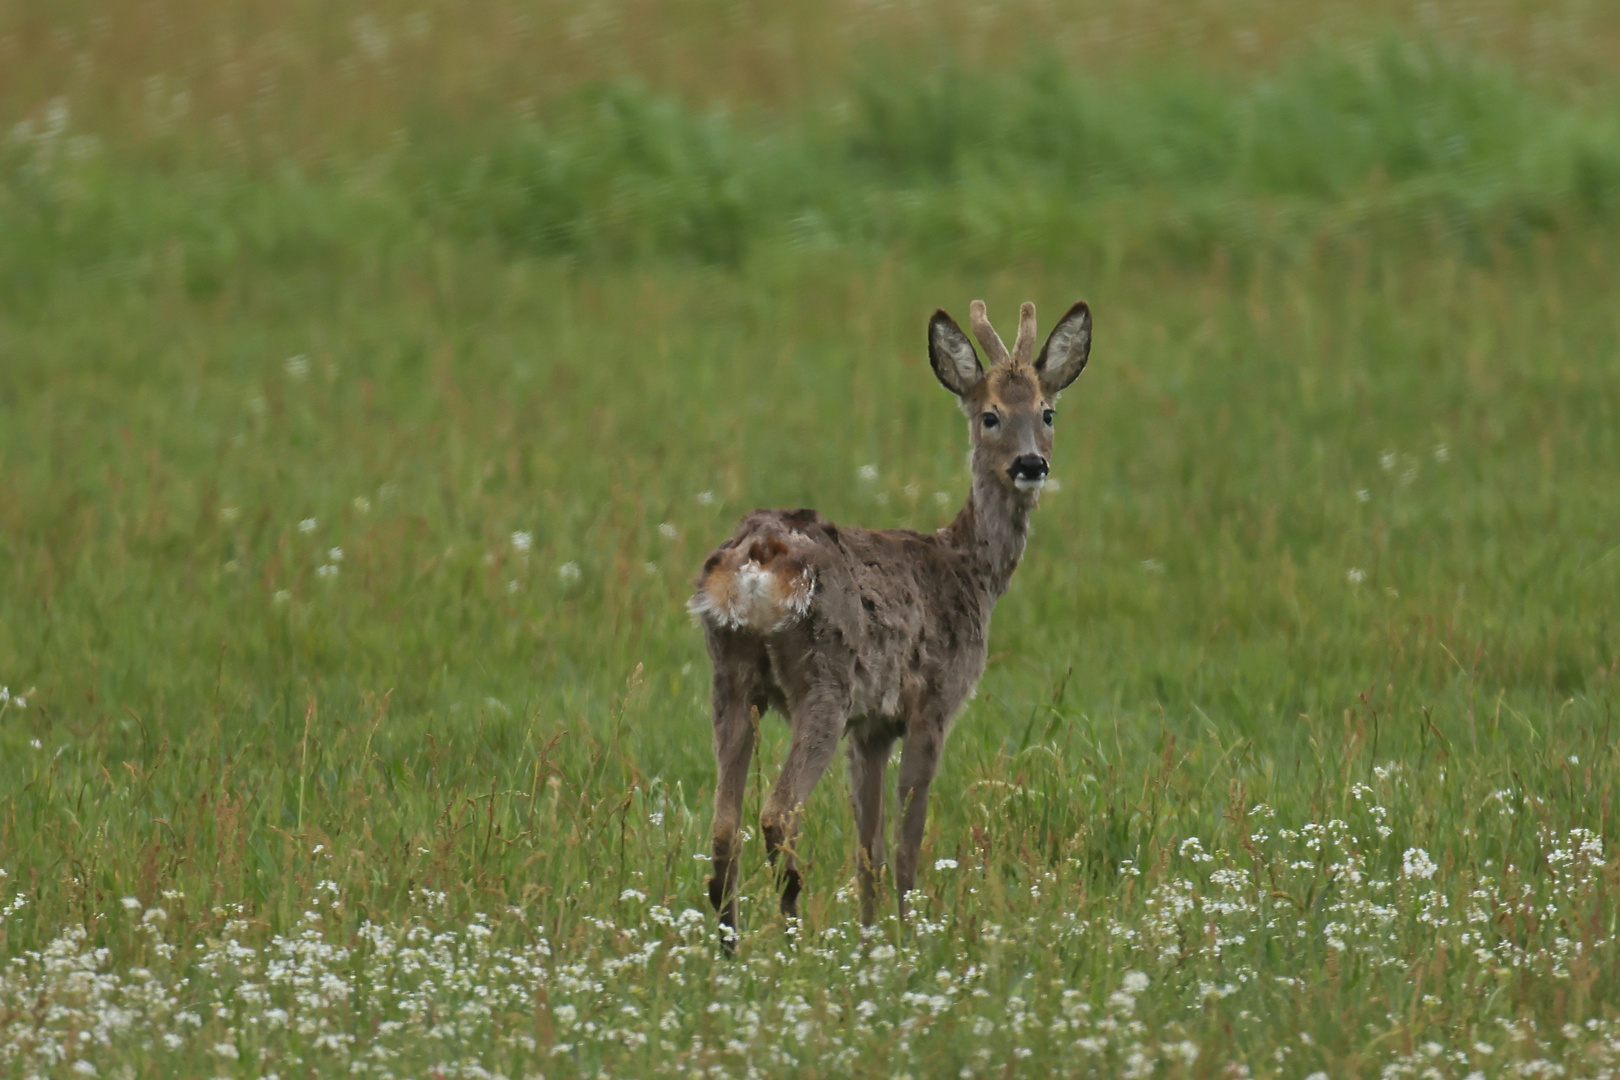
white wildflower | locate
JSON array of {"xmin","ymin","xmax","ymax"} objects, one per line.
[
  {"xmin": 857, "ymin": 464, "xmax": 879, "ymax": 482},
  {"xmin": 511, "ymin": 531, "xmax": 533, "ymax": 553},
  {"xmin": 558, "ymin": 561, "xmax": 581, "ymax": 583},
  {"xmin": 1403, "ymin": 847, "xmax": 1439, "ymax": 880},
  {"xmin": 1347, "ymin": 567, "xmax": 1366, "ymax": 584},
  {"xmin": 121, "ymin": 897, "xmax": 141, "ymax": 910},
  {"xmin": 1122, "ymin": 971, "xmax": 1150, "ymax": 993},
  {"xmin": 327, "ymin": 547, "xmax": 343, "ymax": 562},
  {"xmin": 285, "ymin": 354, "xmax": 310, "ymax": 378},
  {"xmin": 298, "ymin": 517, "xmax": 317, "ymax": 533},
  {"xmin": 934, "ymin": 858, "xmax": 959, "ymax": 871},
  {"xmin": 658, "ymin": 523, "xmax": 677, "ymax": 540}
]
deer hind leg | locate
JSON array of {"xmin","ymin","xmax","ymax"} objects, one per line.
[
  {"xmin": 893, "ymin": 723, "xmax": 944, "ymax": 918},
  {"xmin": 760, "ymin": 684, "xmax": 849, "ymax": 921},
  {"xmin": 705, "ymin": 629, "xmax": 768, "ymax": 948},
  {"xmin": 847, "ymin": 730, "xmax": 896, "ymax": 925}
]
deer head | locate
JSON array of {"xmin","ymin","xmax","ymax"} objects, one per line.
[{"xmin": 927, "ymin": 299, "xmax": 1092, "ymax": 497}]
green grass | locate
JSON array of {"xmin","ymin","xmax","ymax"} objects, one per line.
[{"xmin": 3, "ymin": 5, "xmax": 1620, "ymax": 1077}]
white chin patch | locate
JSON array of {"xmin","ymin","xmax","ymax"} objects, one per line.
[{"xmin": 1014, "ymin": 477, "xmax": 1046, "ymax": 493}]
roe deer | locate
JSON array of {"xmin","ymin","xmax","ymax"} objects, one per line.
[{"xmin": 690, "ymin": 299, "xmax": 1091, "ymax": 936}]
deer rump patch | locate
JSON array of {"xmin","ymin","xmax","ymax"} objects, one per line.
[{"xmin": 690, "ymin": 530, "xmax": 817, "ymax": 633}]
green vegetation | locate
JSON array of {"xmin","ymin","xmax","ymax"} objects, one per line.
[
  {"xmin": 2, "ymin": 2, "xmax": 1619, "ymax": 1076},
  {"xmin": 10, "ymin": 32, "xmax": 1620, "ymax": 283}
]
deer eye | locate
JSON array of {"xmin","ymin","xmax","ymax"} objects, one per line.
[
  {"xmin": 1042, "ymin": 408, "xmax": 1054, "ymax": 426},
  {"xmin": 981, "ymin": 412, "xmax": 999, "ymax": 430}
]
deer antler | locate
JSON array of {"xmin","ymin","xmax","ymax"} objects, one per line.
[
  {"xmin": 1010, "ymin": 302, "xmax": 1038, "ymax": 367},
  {"xmin": 968, "ymin": 300, "xmax": 1009, "ymax": 366}
]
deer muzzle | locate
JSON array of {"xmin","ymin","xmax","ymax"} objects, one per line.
[{"xmin": 1009, "ymin": 454, "xmax": 1049, "ymax": 490}]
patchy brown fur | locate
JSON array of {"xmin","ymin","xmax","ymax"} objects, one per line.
[{"xmin": 694, "ymin": 299, "xmax": 1092, "ymax": 938}]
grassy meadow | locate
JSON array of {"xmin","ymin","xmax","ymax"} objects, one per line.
[{"xmin": 3, "ymin": 1, "xmax": 1620, "ymax": 1076}]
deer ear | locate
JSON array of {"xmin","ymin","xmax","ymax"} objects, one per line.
[
  {"xmin": 1035, "ymin": 301, "xmax": 1091, "ymax": 396},
  {"xmin": 928, "ymin": 310, "xmax": 983, "ymax": 398}
]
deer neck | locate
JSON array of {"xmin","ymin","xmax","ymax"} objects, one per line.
[{"xmin": 945, "ymin": 468, "xmax": 1033, "ymax": 602}]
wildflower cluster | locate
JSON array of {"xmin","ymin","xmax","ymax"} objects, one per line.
[{"xmin": 2, "ymin": 785, "xmax": 1614, "ymax": 1079}]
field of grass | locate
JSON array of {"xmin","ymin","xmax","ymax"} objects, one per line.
[{"xmin": 4, "ymin": 2, "xmax": 1620, "ymax": 1077}]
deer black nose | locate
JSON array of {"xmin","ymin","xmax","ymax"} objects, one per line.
[{"xmin": 1010, "ymin": 455, "xmax": 1049, "ymax": 482}]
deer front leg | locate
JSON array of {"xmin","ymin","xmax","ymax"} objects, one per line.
[
  {"xmin": 847, "ymin": 731, "xmax": 896, "ymax": 924},
  {"xmin": 760, "ymin": 690, "xmax": 847, "ymax": 921},
  {"xmin": 706, "ymin": 649, "xmax": 763, "ymax": 949},
  {"xmin": 893, "ymin": 725, "xmax": 944, "ymax": 918}
]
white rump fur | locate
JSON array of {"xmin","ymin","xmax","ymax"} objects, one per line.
[{"xmin": 688, "ymin": 558, "xmax": 815, "ymax": 633}]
